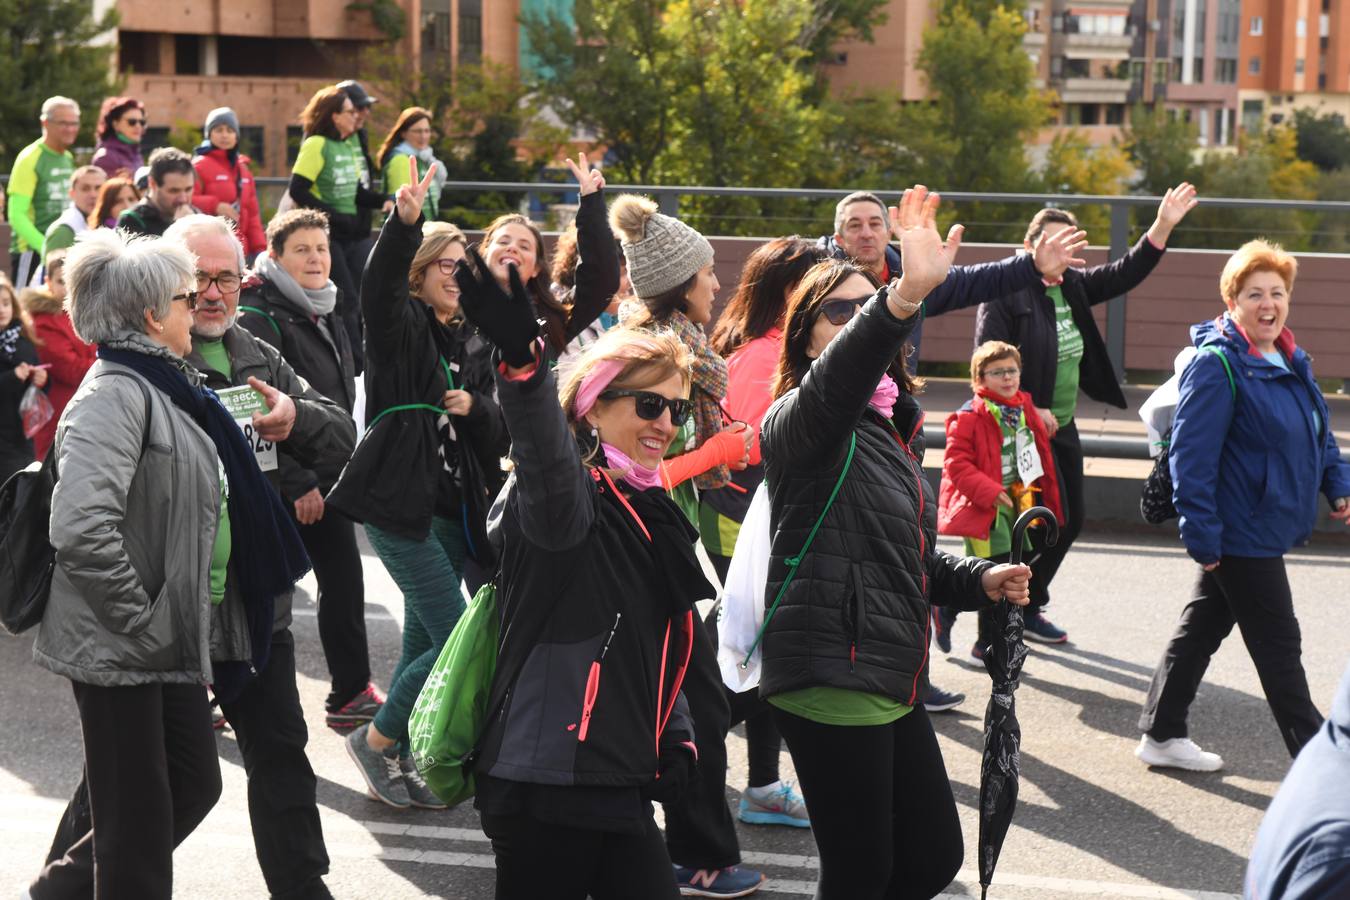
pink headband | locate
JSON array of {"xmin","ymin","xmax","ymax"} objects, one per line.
[{"xmin": 572, "ymin": 338, "xmax": 663, "ymax": 422}]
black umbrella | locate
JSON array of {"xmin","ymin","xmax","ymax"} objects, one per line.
[{"xmin": 978, "ymin": 506, "xmax": 1059, "ymax": 899}]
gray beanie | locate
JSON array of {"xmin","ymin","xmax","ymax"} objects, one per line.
[
  {"xmin": 608, "ymin": 195, "xmax": 713, "ymax": 298},
  {"xmin": 204, "ymin": 107, "xmax": 239, "ymax": 136}
]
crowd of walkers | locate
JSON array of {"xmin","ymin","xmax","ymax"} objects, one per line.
[{"xmin": 4, "ymin": 84, "xmax": 1349, "ymax": 900}]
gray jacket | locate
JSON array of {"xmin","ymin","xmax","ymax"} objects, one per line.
[{"xmin": 33, "ymin": 334, "xmax": 227, "ymax": 687}]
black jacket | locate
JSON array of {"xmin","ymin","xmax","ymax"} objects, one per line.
[
  {"xmin": 545, "ymin": 190, "xmax": 621, "ymax": 355},
  {"xmin": 116, "ymin": 198, "xmax": 186, "ymax": 238},
  {"xmin": 326, "ymin": 215, "xmax": 508, "ymax": 555},
  {"xmin": 237, "ymin": 276, "xmax": 357, "ymax": 416},
  {"xmin": 475, "ymin": 359, "xmax": 700, "ymax": 799},
  {"xmin": 973, "ymin": 235, "xmax": 1166, "ymax": 410},
  {"xmin": 761, "ymin": 294, "xmax": 993, "ymax": 705},
  {"xmin": 0, "ymin": 333, "xmax": 40, "ymax": 468},
  {"xmin": 816, "ymin": 234, "xmax": 1041, "ymax": 364}
]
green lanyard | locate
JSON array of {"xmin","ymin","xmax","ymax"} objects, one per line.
[{"xmin": 365, "ymin": 355, "xmax": 457, "ymax": 430}]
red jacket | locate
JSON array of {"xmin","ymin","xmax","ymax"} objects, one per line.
[
  {"xmin": 937, "ymin": 387, "xmax": 1063, "ymax": 540},
  {"xmin": 192, "ymin": 146, "xmax": 265, "ymax": 256},
  {"xmin": 27, "ymin": 292, "xmax": 97, "ymax": 460}
]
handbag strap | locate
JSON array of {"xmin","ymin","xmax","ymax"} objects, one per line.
[
  {"xmin": 741, "ymin": 432, "xmax": 856, "ymax": 668},
  {"xmin": 1199, "ymin": 345, "xmax": 1237, "ymax": 399}
]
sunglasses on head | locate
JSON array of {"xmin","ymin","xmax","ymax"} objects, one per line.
[
  {"xmin": 599, "ymin": 389, "xmax": 691, "ymax": 426},
  {"xmin": 816, "ymin": 295, "xmax": 870, "ymax": 327}
]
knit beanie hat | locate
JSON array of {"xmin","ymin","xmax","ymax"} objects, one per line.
[
  {"xmin": 204, "ymin": 107, "xmax": 239, "ymax": 136},
  {"xmin": 609, "ymin": 195, "xmax": 713, "ymax": 298}
]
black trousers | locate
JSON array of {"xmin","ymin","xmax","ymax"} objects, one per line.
[
  {"xmin": 32, "ymin": 681, "xmax": 222, "ymax": 900},
  {"xmin": 481, "ymin": 809, "xmax": 678, "ymax": 900},
  {"xmin": 1139, "ymin": 556, "xmax": 1323, "ymax": 757},
  {"xmin": 1028, "ymin": 420, "xmax": 1085, "ymax": 611},
  {"xmin": 774, "ymin": 706, "xmax": 963, "ymax": 900},
  {"xmin": 327, "ymin": 234, "xmax": 373, "ymax": 373},
  {"xmin": 299, "ymin": 512, "xmax": 371, "ymax": 709}
]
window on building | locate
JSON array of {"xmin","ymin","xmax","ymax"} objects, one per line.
[
  {"xmin": 1321, "ymin": 14, "xmax": 1330, "ymax": 36},
  {"xmin": 1215, "ymin": 58, "xmax": 1237, "ymax": 82},
  {"xmin": 238, "ymin": 127, "xmax": 264, "ymax": 168},
  {"xmin": 1320, "ymin": 74, "xmax": 1328, "ymax": 89},
  {"xmin": 1192, "ymin": 57, "xmax": 1204, "ymax": 80},
  {"xmin": 422, "ymin": 0, "xmax": 451, "ymax": 57},
  {"xmin": 1104, "ymin": 105, "xmax": 1125, "ymax": 125},
  {"xmin": 174, "ymin": 35, "xmax": 201, "ymax": 75},
  {"xmin": 286, "ymin": 126, "xmax": 304, "ymax": 168},
  {"xmin": 1130, "ymin": 59, "xmax": 1146, "ymax": 88},
  {"xmin": 1248, "ymin": 56, "xmax": 1261, "ymax": 75},
  {"xmin": 1065, "ymin": 58, "xmax": 1092, "ymax": 78},
  {"xmin": 458, "ymin": 0, "xmax": 483, "ymax": 63},
  {"xmin": 143, "ymin": 127, "xmax": 170, "ymax": 153},
  {"xmin": 1249, "ymin": 16, "xmax": 1262, "ymax": 35},
  {"xmin": 1295, "ymin": 18, "xmax": 1306, "ymax": 37},
  {"xmin": 1051, "ymin": 14, "xmax": 1063, "ymax": 32},
  {"xmin": 1051, "ymin": 56, "xmax": 1063, "ymax": 77},
  {"xmin": 1154, "ymin": 60, "xmax": 1170, "ymax": 85},
  {"xmin": 1295, "ymin": 58, "xmax": 1305, "ymax": 75},
  {"xmin": 1242, "ymin": 99, "xmax": 1263, "ymax": 131}
]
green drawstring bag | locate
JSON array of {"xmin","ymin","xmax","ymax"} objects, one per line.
[{"xmin": 409, "ymin": 581, "xmax": 500, "ymax": 806}]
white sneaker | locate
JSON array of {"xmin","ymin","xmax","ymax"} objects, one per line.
[{"xmin": 1135, "ymin": 735, "xmax": 1224, "ymax": 772}]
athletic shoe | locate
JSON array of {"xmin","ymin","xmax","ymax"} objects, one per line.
[
  {"xmin": 345, "ymin": 723, "xmax": 411, "ymax": 808},
  {"xmin": 964, "ymin": 642, "xmax": 986, "ymax": 670},
  {"xmin": 1135, "ymin": 736, "xmax": 1224, "ymax": 772},
  {"xmin": 674, "ymin": 865, "xmax": 766, "ymax": 897},
  {"xmin": 923, "ymin": 684, "xmax": 966, "ymax": 712},
  {"xmin": 327, "ymin": 683, "xmax": 385, "ymax": 731},
  {"xmin": 1024, "ymin": 612, "xmax": 1068, "ymax": 644},
  {"xmin": 211, "ymin": 706, "xmax": 229, "ymax": 731},
  {"xmin": 933, "ymin": 607, "xmax": 957, "ymax": 654},
  {"xmin": 737, "ymin": 780, "xmax": 810, "ymax": 828},
  {"xmin": 400, "ymin": 757, "xmax": 448, "ymax": 810}
]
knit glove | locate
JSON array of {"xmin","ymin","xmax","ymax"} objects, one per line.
[
  {"xmin": 660, "ymin": 428, "xmax": 748, "ymax": 491},
  {"xmin": 453, "ymin": 247, "xmax": 541, "ymax": 368},
  {"xmin": 641, "ymin": 743, "xmax": 696, "ymax": 805}
]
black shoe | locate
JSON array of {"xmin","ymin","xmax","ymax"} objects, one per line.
[{"xmin": 923, "ymin": 684, "xmax": 965, "ymax": 712}]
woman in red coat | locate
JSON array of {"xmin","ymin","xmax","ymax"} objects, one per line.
[
  {"xmin": 191, "ymin": 107, "xmax": 265, "ymax": 259},
  {"xmin": 24, "ymin": 251, "xmax": 95, "ymax": 460},
  {"xmin": 936, "ymin": 340, "xmax": 1063, "ymax": 665}
]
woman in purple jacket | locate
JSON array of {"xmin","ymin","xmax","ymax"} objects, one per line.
[{"xmin": 90, "ymin": 97, "xmax": 146, "ymax": 179}]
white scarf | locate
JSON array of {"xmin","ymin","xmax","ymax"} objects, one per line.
[{"xmin": 254, "ymin": 251, "xmax": 338, "ymax": 318}]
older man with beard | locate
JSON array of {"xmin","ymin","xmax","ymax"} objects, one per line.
[{"xmin": 172, "ymin": 213, "xmax": 355, "ymax": 900}]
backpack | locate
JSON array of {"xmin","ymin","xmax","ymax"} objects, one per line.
[
  {"xmin": 1140, "ymin": 346, "xmax": 1236, "ymax": 525},
  {"xmin": 0, "ymin": 371, "xmax": 152, "ymax": 635}
]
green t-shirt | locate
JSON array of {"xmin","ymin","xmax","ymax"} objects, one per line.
[
  {"xmin": 197, "ymin": 338, "xmax": 232, "ymax": 377},
  {"xmin": 293, "ymin": 135, "xmax": 361, "ymax": 216},
  {"xmin": 665, "ymin": 418, "xmax": 700, "ymax": 527},
  {"xmin": 768, "ymin": 686, "xmax": 914, "ymax": 726},
  {"xmin": 963, "ymin": 399, "xmax": 1032, "ymax": 559},
  {"xmin": 382, "ymin": 151, "xmax": 437, "ymax": 219},
  {"xmin": 211, "ymin": 460, "xmax": 231, "ymax": 606},
  {"xmin": 7, "ymin": 139, "xmax": 75, "ymax": 253},
  {"xmin": 1047, "ymin": 285, "xmax": 1083, "ymax": 425}
]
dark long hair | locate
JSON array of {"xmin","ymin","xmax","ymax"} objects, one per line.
[
  {"xmin": 96, "ymin": 96, "xmax": 144, "ymax": 141},
  {"xmin": 89, "ymin": 176, "xmax": 137, "ymax": 228},
  {"xmin": 376, "ymin": 107, "xmax": 432, "ymax": 171},
  {"xmin": 300, "ymin": 86, "xmax": 349, "ymax": 140},
  {"xmin": 710, "ymin": 237, "xmax": 825, "ymax": 357},
  {"xmin": 772, "ymin": 259, "xmax": 921, "ymax": 400},
  {"xmin": 478, "ymin": 213, "xmax": 570, "ymax": 352}
]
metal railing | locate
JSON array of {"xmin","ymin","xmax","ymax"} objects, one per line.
[{"xmin": 922, "ymin": 424, "xmax": 1151, "ymax": 459}]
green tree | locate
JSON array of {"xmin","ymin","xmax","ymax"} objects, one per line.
[
  {"xmin": 0, "ymin": 0, "xmax": 121, "ymax": 169},
  {"xmin": 1037, "ymin": 129, "xmax": 1131, "ymax": 235},
  {"xmin": 1291, "ymin": 107, "xmax": 1350, "ymax": 172},
  {"xmin": 1123, "ymin": 103, "xmax": 1198, "ymax": 194}
]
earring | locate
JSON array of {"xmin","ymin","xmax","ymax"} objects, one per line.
[{"xmin": 156, "ymin": 323, "xmax": 165, "ymax": 332}]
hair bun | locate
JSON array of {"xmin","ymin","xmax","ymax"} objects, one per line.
[{"xmin": 608, "ymin": 194, "xmax": 659, "ymax": 244}]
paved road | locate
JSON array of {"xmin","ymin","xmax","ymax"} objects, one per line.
[{"xmin": 2, "ymin": 529, "xmax": 1346, "ymax": 899}]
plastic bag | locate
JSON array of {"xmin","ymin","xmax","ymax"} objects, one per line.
[
  {"xmin": 20, "ymin": 385, "xmax": 54, "ymax": 440},
  {"xmin": 1138, "ymin": 347, "xmax": 1197, "ymax": 457},
  {"xmin": 717, "ymin": 483, "xmax": 772, "ymax": 692}
]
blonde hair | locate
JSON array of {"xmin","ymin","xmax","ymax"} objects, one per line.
[
  {"xmin": 1220, "ymin": 239, "xmax": 1297, "ymax": 305},
  {"xmin": 970, "ymin": 340, "xmax": 1022, "ymax": 387},
  {"xmin": 409, "ymin": 221, "xmax": 468, "ymax": 304}
]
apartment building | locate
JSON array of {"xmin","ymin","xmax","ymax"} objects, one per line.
[
  {"xmin": 1238, "ymin": 0, "xmax": 1350, "ymax": 131},
  {"xmin": 1128, "ymin": 0, "xmax": 1241, "ymax": 147}
]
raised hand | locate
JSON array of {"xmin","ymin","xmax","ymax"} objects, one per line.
[
  {"xmin": 565, "ymin": 151, "xmax": 605, "ymax": 197},
  {"xmin": 1033, "ymin": 226, "xmax": 1089, "ymax": 282},
  {"xmin": 887, "ymin": 186, "xmax": 962, "ymax": 317},
  {"xmin": 453, "ymin": 247, "xmax": 541, "ymax": 368},
  {"xmin": 1148, "ymin": 181, "xmax": 1199, "ymax": 246},
  {"xmin": 395, "ymin": 154, "xmax": 438, "ymax": 226}
]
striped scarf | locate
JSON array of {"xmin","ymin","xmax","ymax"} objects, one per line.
[{"xmin": 666, "ymin": 310, "xmax": 730, "ymax": 490}]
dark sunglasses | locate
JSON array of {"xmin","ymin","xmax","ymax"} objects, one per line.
[
  {"xmin": 816, "ymin": 295, "xmax": 870, "ymax": 327},
  {"xmin": 171, "ymin": 290, "xmax": 199, "ymax": 311},
  {"xmin": 123, "ymin": 118, "xmax": 146, "ymax": 127},
  {"xmin": 599, "ymin": 389, "xmax": 691, "ymax": 426}
]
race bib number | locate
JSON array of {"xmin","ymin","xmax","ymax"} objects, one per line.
[
  {"xmin": 216, "ymin": 385, "xmax": 278, "ymax": 472},
  {"xmin": 1015, "ymin": 427, "xmax": 1044, "ymax": 486}
]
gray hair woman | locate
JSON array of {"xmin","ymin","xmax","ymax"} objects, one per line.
[{"xmin": 29, "ymin": 228, "xmax": 309, "ymax": 899}]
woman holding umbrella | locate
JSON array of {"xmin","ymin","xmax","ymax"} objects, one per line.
[{"xmin": 759, "ymin": 186, "xmax": 1032, "ymax": 899}]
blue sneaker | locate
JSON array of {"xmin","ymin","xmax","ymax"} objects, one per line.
[
  {"xmin": 1024, "ymin": 611, "xmax": 1068, "ymax": 644},
  {"xmin": 737, "ymin": 780, "xmax": 810, "ymax": 828},
  {"xmin": 674, "ymin": 864, "xmax": 766, "ymax": 897},
  {"xmin": 933, "ymin": 606, "xmax": 957, "ymax": 654},
  {"xmin": 923, "ymin": 684, "xmax": 966, "ymax": 712}
]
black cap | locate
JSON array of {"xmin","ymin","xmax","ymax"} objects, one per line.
[{"xmin": 337, "ymin": 80, "xmax": 377, "ymax": 108}]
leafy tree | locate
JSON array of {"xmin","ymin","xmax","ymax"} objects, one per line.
[
  {"xmin": 0, "ymin": 0, "xmax": 121, "ymax": 169},
  {"xmin": 1037, "ymin": 130, "xmax": 1131, "ymax": 235},
  {"xmin": 1122, "ymin": 103, "xmax": 1198, "ymax": 194},
  {"xmin": 1291, "ymin": 107, "xmax": 1350, "ymax": 172}
]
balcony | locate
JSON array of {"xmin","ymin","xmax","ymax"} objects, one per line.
[
  {"xmin": 1024, "ymin": 30, "xmax": 1048, "ymax": 49},
  {"xmin": 1059, "ymin": 76, "xmax": 1132, "ymax": 103},
  {"xmin": 1061, "ymin": 31, "xmax": 1134, "ymax": 60}
]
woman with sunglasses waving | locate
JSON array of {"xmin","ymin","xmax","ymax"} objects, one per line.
[
  {"xmin": 761, "ymin": 187, "xmax": 1034, "ymax": 900},
  {"xmin": 327, "ymin": 157, "xmax": 508, "ymax": 811},
  {"xmin": 451, "ymin": 253, "xmax": 708, "ymax": 900}
]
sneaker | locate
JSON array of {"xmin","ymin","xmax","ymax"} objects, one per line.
[
  {"xmin": 400, "ymin": 756, "xmax": 448, "ymax": 810},
  {"xmin": 327, "ymin": 683, "xmax": 385, "ymax": 731},
  {"xmin": 1024, "ymin": 612, "xmax": 1068, "ymax": 644},
  {"xmin": 345, "ymin": 723, "xmax": 411, "ymax": 808},
  {"xmin": 923, "ymin": 684, "xmax": 965, "ymax": 712},
  {"xmin": 211, "ymin": 706, "xmax": 229, "ymax": 731},
  {"xmin": 674, "ymin": 865, "xmax": 766, "ymax": 897},
  {"xmin": 964, "ymin": 642, "xmax": 986, "ymax": 669},
  {"xmin": 933, "ymin": 607, "xmax": 957, "ymax": 654},
  {"xmin": 1135, "ymin": 735, "xmax": 1224, "ymax": 772},
  {"xmin": 737, "ymin": 780, "xmax": 810, "ymax": 828}
]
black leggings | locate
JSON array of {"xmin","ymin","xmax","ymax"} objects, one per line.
[
  {"xmin": 1029, "ymin": 420, "xmax": 1085, "ymax": 609},
  {"xmin": 773, "ymin": 705, "xmax": 963, "ymax": 900}
]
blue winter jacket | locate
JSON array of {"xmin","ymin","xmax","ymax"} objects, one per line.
[
  {"xmin": 1170, "ymin": 314, "xmax": 1350, "ymax": 564},
  {"xmin": 1246, "ymin": 660, "xmax": 1350, "ymax": 899}
]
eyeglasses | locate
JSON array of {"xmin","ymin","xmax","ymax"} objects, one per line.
[
  {"xmin": 817, "ymin": 295, "xmax": 870, "ymax": 326},
  {"xmin": 433, "ymin": 260, "xmax": 464, "ymax": 280},
  {"xmin": 196, "ymin": 271, "xmax": 241, "ymax": 295},
  {"xmin": 123, "ymin": 118, "xmax": 146, "ymax": 127},
  {"xmin": 599, "ymin": 389, "xmax": 691, "ymax": 426},
  {"xmin": 171, "ymin": 291, "xmax": 199, "ymax": 311},
  {"xmin": 983, "ymin": 367, "xmax": 1021, "ymax": 379}
]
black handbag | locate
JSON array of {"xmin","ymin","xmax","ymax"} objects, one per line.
[
  {"xmin": 1140, "ymin": 346, "xmax": 1235, "ymax": 524},
  {"xmin": 0, "ymin": 452, "xmax": 57, "ymax": 635}
]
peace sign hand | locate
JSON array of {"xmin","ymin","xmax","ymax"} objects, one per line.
[
  {"xmin": 886, "ymin": 186, "xmax": 962, "ymax": 317},
  {"xmin": 564, "ymin": 152, "xmax": 605, "ymax": 197},
  {"xmin": 453, "ymin": 247, "xmax": 541, "ymax": 368},
  {"xmin": 395, "ymin": 154, "xmax": 438, "ymax": 226}
]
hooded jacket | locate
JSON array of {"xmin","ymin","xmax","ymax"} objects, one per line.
[
  {"xmin": 760, "ymin": 295, "xmax": 994, "ymax": 705},
  {"xmin": 90, "ymin": 136, "xmax": 143, "ymax": 178},
  {"xmin": 192, "ymin": 144, "xmax": 266, "ymax": 256},
  {"xmin": 816, "ymin": 234, "xmax": 1042, "ymax": 365},
  {"xmin": 1170, "ymin": 313, "xmax": 1350, "ymax": 564},
  {"xmin": 27, "ymin": 289, "xmax": 96, "ymax": 460},
  {"xmin": 938, "ymin": 388, "xmax": 1063, "ymax": 539}
]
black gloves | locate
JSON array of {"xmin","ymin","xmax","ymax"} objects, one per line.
[
  {"xmin": 453, "ymin": 247, "xmax": 541, "ymax": 369},
  {"xmin": 641, "ymin": 744, "xmax": 696, "ymax": 805}
]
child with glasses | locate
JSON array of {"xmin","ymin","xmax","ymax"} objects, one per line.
[{"xmin": 935, "ymin": 341, "xmax": 1063, "ymax": 667}]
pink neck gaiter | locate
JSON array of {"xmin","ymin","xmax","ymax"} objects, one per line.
[{"xmin": 601, "ymin": 441, "xmax": 663, "ymax": 491}]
